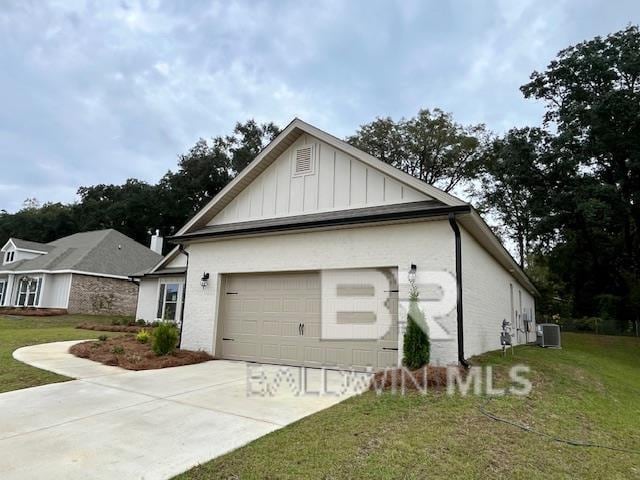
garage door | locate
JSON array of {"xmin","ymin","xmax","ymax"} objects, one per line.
[{"xmin": 216, "ymin": 269, "xmax": 398, "ymax": 370}]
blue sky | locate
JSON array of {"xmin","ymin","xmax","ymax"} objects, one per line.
[{"xmin": 1, "ymin": 0, "xmax": 638, "ymax": 212}]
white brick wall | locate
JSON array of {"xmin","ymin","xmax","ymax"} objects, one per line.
[
  {"xmin": 179, "ymin": 219, "xmax": 536, "ymax": 366},
  {"xmin": 181, "ymin": 220, "xmax": 460, "ymax": 365},
  {"xmin": 461, "ymin": 227, "xmax": 536, "ymax": 359}
]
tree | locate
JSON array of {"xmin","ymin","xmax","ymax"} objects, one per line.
[
  {"xmin": 475, "ymin": 128, "xmax": 552, "ymax": 267},
  {"xmin": 520, "ymin": 25, "xmax": 640, "ymax": 326},
  {"xmin": 403, "ymin": 285, "xmax": 430, "ymax": 369},
  {"xmin": 521, "ymin": 25, "xmax": 640, "ymax": 272},
  {"xmin": 348, "ymin": 109, "xmax": 487, "ymax": 192}
]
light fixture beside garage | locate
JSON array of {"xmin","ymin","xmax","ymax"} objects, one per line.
[
  {"xmin": 408, "ymin": 264, "xmax": 417, "ymax": 284},
  {"xmin": 200, "ymin": 272, "xmax": 210, "ymax": 288}
]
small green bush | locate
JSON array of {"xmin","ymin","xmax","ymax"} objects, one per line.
[
  {"xmin": 111, "ymin": 319, "xmax": 121, "ymax": 326},
  {"xmin": 136, "ymin": 319, "xmax": 147, "ymax": 326},
  {"xmin": 111, "ymin": 345, "xmax": 125, "ymax": 354},
  {"xmin": 403, "ymin": 287, "xmax": 430, "ymax": 370},
  {"xmin": 98, "ymin": 334, "xmax": 108, "ymax": 342},
  {"xmin": 152, "ymin": 323, "xmax": 179, "ymax": 356},
  {"xmin": 136, "ymin": 329, "xmax": 150, "ymax": 344}
]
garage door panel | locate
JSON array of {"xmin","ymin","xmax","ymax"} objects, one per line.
[{"xmin": 218, "ymin": 269, "xmax": 399, "ymax": 370}]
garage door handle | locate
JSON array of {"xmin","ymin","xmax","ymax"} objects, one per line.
[
  {"xmin": 298, "ymin": 323, "xmax": 302, "ymax": 335},
  {"xmin": 302, "ymin": 323, "xmax": 305, "ymax": 336},
  {"xmin": 222, "ymin": 337, "xmax": 235, "ymax": 341},
  {"xmin": 382, "ymin": 347, "xmax": 398, "ymax": 351},
  {"xmin": 226, "ymin": 292, "xmax": 238, "ymax": 295}
]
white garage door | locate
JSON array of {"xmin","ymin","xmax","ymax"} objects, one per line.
[{"xmin": 216, "ymin": 268, "xmax": 398, "ymax": 370}]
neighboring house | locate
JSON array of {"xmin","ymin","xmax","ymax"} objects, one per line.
[
  {"xmin": 135, "ymin": 118, "xmax": 538, "ymax": 369},
  {"xmin": 0, "ymin": 229, "xmax": 162, "ymax": 316}
]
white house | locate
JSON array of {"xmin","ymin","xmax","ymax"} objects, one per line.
[
  {"xmin": 135, "ymin": 118, "xmax": 537, "ymax": 369},
  {"xmin": 0, "ymin": 230, "xmax": 162, "ymax": 315}
]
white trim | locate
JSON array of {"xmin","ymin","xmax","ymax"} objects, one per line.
[
  {"xmin": 147, "ymin": 246, "xmax": 181, "ymax": 274},
  {"xmin": 0, "ymin": 269, "xmax": 130, "ymax": 280},
  {"xmin": 64, "ymin": 273, "xmax": 73, "ymax": 309},
  {"xmin": 38, "ymin": 274, "xmax": 47, "ymax": 307},
  {"xmin": 1, "ymin": 239, "xmax": 49, "ymax": 255},
  {"xmin": 15, "ymin": 247, "xmax": 50, "ymax": 255},
  {"xmin": 0, "ymin": 239, "xmax": 16, "ymax": 252},
  {"xmin": 154, "ymin": 279, "xmax": 184, "ymax": 322}
]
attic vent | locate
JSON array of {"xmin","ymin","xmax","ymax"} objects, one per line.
[{"xmin": 293, "ymin": 145, "xmax": 315, "ymax": 176}]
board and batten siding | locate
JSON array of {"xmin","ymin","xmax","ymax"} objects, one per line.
[
  {"xmin": 209, "ymin": 134, "xmax": 431, "ymax": 225},
  {"xmin": 461, "ymin": 226, "xmax": 536, "ymax": 358}
]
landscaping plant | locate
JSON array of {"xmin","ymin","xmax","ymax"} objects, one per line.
[
  {"xmin": 403, "ymin": 285, "xmax": 430, "ymax": 369},
  {"xmin": 98, "ymin": 334, "xmax": 108, "ymax": 342},
  {"xmin": 152, "ymin": 323, "xmax": 179, "ymax": 356},
  {"xmin": 136, "ymin": 329, "xmax": 150, "ymax": 344}
]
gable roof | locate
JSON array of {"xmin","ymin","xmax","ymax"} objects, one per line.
[
  {"xmin": 1, "ymin": 238, "xmax": 54, "ymax": 253},
  {"xmin": 176, "ymin": 118, "xmax": 467, "ymax": 236},
  {"xmin": 166, "ymin": 117, "xmax": 537, "ymax": 295},
  {"xmin": 0, "ymin": 229, "xmax": 162, "ymax": 278}
]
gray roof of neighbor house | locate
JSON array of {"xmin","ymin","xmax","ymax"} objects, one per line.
[
  {"xmin": 1, "ymin": 229, "xmax": 163, "ymax": 277},
  {"xmin": 10, "ymin": 238, "xmax": 55, "ymax": 253}
]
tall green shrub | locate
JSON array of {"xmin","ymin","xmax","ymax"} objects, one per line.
[
  {"xmin": 152, "ymin": 323, "xmax": 179, "ymax": 356},
  {"xmin": 403, "ymin": 287, "xmax": 430, "ymax": 369}
]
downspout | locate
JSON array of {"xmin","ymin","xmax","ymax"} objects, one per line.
[
  {"xmin": 448, "ymin": 212, "xmax": 470, "ymax": 369},
  {"xmin": 178, "ymin": 244, "xmax": 189, "ymax": 349}
]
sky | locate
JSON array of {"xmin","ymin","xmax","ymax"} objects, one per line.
[{"xmin": 1, "ymin": 0, "xmax": 638, "ymax": 213}]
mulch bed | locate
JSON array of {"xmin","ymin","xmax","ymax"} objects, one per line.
[
  {"xmin": 69, "ymin": 335, "xmax": 213, "ymax": 370},
  {"xmin": 76, "ymin": 323, "xmax": 144, "ymax": 333},
  {"xmin": 369, "ymin": 365, "xmax": 466, "ymax": 392},
  {"xmin": 0, "ymin": 307, "xmax": 67, "ymax": 316}
]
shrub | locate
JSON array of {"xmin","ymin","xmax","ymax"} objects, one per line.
[
  {"xmin": 98, "ymin": 334, "xmax": 108, "ymax": 342},
  {"xmin": 136, "ymin": 319, "xmax": 147, "ymax": 326},
  {"xmin": 152, "ymin": 323, "xmax": 179, "ymax": 356},
  {"xmin": 136, "ymin": 329, "xmax": 150, "ymax": 344},
  {"xmin": 403, "ymin": 287, "xmax": 430, "ymax": 369},
  {"xmin": 111, "ymin": 319, "xmax": 121, "ymax": 326},
  {"xmin": 111, "ymin": 345, "xmax": 125, "ymax": 355}
]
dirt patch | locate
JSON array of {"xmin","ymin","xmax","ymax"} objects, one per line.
[
  {"xmin": 369, "ymin": 365, "xmax": 465, "ymax": 392},
  {"xmin": 76, "ymin": 323, "xmax": 144, "ymax": 333},
  {"xmin": 69, "ymin": 335, "xmax": 213, "ymax": 370}
]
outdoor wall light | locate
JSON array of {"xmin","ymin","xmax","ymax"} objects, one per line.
[
  {"xmin": 200, "ymin": 272, "xmax": 210, "ymax": 288},
  {"xmin": 408, "ymin": 264, "xmax": 417, "ymax": 284}
]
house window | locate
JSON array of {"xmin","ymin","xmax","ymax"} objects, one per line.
[
  {"xmin": 157, "ymin": 283, "xmax": 181, "ymax": 321},
  {"xmin": 0, "ymin": 281, "xmax": 6, "ymax": 305},
  {"xmin": 15, "ymin": 277, "xmax": 41, "ymax": 307},
  {"xmin": 4, "ymin": 251, "xmax": 15, "ymax": 263}
]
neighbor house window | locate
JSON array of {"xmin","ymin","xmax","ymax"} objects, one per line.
[
  {"xmin": 15, "ymin": 277, "xmax": 41, "ymax": 307},
  {"xmin": 157, "ymin": 283, "xmax": 181, "ymax": 321},
  {"xmin": 0, "ymin": 281, "xmax": 6, "ymax": 305},
  {"xmin": 4, "ymin": 251, "xmax": 15, "ymax": 263}
]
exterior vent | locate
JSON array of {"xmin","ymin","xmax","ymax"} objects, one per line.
[{"xmin": 293, "ymin": 145, "xmax": 315, "ymax": 176}]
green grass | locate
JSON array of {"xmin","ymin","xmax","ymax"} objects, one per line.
[
  {"xmin": 177, "ymin": 333, "xmax": 640, "ymax": 479},
  {"xmin": 0, "ymin": 314, "xmax": 128, "ymax": 393}
]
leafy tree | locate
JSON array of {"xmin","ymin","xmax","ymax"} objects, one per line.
[
  {"xmin": 522, "ymin": 25, "xmax": 640, "ymax": 272},
  {"xmin": 348, "ymin": 108, "xmax": 487, "ymax": 192},
  {"xmin": 475, "ymin": 128, "xmax": 552, "ymax": 267},
  {"xmin": 520, "ymin": 25, "xmax": 640, "ymax": 326}
]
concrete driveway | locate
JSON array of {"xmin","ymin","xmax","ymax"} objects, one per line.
[{"xmin": 1, "ymin": 341, "xmax": 370, "ymax": 480}]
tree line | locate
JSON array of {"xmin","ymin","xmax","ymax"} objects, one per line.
[{"xmin": 2, "ymin": 26, "xmax": 638, "ymax": 332}]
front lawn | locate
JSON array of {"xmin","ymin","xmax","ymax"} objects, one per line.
[
  {"xmin": 0, "ymin": 314, "xmax": 127, "ymax": 393},
  {"xmin": 177, "ymin": 333, "xmax": 640, "ymax": 479}
]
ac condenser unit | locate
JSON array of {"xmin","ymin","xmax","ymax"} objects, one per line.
[{"xmin": 537, "ymin": 323, "xmax": 561, "ymax": 348}]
